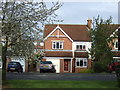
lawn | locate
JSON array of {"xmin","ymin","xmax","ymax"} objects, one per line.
[{"xmin": 3, "ymin": 80, "xmax": 119, "ymax": 88}]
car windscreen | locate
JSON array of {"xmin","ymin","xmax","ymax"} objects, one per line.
[
  {"xmin": 9, "ymin": 62, "xmax": 17, "ymax": 65},
  {"xmin": 41, "ymin": 61, "xmax": 52, "ymax": 64}
]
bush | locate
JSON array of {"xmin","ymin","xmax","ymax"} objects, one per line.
[
  {"xmin": 80, "ymin": 69, "xmax": 94, "ymax": 73},
  {"xmin": 93, "ymin": 62, "xmax": 107, "ymax": 73}
]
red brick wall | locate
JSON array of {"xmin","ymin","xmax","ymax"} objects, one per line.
[
  {"xmin": 75, "ymin": 68, "xmax": 88, "ymax": 73},
  {"xmin": 88, "ymin": 59, "xmax": 92, "ymax": 69},
  {"xmin": 45, "ymin": 37, "xmax": 72, "ymax": 50}
]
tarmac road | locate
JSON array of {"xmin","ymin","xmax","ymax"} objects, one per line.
[{"xmin": 6, "ymin": 72, "xmax": 117, "ymax": 81}]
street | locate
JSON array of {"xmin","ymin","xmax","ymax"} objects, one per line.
[{"xmin": 6, "ymin": 72, "xmax": 117, "ymax": 81}]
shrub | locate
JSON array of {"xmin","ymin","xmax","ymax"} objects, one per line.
[{"xmin": 93, "ymin": 62, "xmax": 107, "ymax": 73}]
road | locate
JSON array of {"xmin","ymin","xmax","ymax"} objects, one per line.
[{"xmin": 6, "ymin": 72, "xmax": 117, "ymax": 81}]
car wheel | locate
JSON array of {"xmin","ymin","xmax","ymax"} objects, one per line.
[
  {"xmin": 40, "ymin": 69, "xmax": 44, "ymax": 73},
  {"xmin": 11, "ymin": 71, "xmax": 13, "ymax": 72},
  {"xmin": 108, "ymin": 70, "xmax": 112, "ymax": 73},
  {"xmin": 40, "ymin": 70, "xmax": 42, "ymax": 73},
  {"xmin": 54, "ymin": 70, "xmax": 56, "ymax": 73}
]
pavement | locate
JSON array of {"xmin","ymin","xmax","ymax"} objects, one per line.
[{"xmin": 6, "ymin": 72, "xmax": 117, "ymax": 81}]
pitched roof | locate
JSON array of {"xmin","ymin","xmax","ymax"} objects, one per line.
[
  {"xmin": 107, "ymin": 24, "xmax": 120, "ymax": 35},
  {"xmin": 44, "ymin": 24, "xmax": 91, "ymax": 41}
]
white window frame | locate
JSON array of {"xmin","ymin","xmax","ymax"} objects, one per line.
[
  {"xmin": 114, "ymin": 40, "xmax": 118, "ymax": 49},
  {"xmin": 52, "ymin": 41, "xmax": 63, "ymax": 49},
  {"xmin": 76, "ymin": 58, "xmax": 87, "ymax": 68},
  {"xmin": 76, "ymin": 45, "xmax": 86, "ymax": 50}
]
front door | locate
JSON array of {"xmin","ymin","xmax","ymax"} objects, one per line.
[{"xmin": 64, "ymin": 59, "xmax": 68, "ymax": 71}]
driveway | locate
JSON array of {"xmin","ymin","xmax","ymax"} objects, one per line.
[{"xmin": 6, "ymin": 72, "xmax": 117, "ymax": 81}]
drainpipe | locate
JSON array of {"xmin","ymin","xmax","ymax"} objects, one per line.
[{"xmin": 118, "ymin": 28, "xmax": 120, "ymax": 51}]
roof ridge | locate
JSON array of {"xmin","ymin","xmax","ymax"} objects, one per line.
[{"xmin": 45, "ymin": 24, "xmax": 87, "ymax": 26}]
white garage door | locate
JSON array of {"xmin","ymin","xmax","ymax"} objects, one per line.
[
  {"xmin": 11, "ymin": 57, "xmax": 25, "ymax": 72},
  {"xmin": 46, "ymin": 59, "xmax": 60, "ymax": 73}
]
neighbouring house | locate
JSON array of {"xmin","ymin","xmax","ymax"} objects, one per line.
[
  {"xmin": 1, "ymin": 36, "xmax": 31, "ymax": 72},
  {"xmin": 42, "ymin": 19, "xmax": 92, "ymax": 73},
  {"xmin": 109, "ymin": 24, "xmax": 120, "ymax": 62}
]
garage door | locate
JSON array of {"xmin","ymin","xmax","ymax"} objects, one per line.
[{"xmin": 46, "ymin": 59, "xmax": 60, "ymax": 73}]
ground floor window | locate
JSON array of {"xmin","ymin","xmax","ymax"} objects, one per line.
[
  {"xmin": 76, "ymin": 58, "xmax": 87, "ymax": 67},
  {"xmin": 114, "ymin": 40, "xmax": 118, "ymax": 49},
  {"xmin": 0, "ymin": 61, "xmax": 2, "ymax": 68}
]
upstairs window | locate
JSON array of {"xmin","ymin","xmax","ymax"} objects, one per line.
[
  {"xmin": 114, "ymin": 40, "xmax": 118, "ymax": 49},
  {"xmin": 76, "ymin": 45, "xmax": 86, "ymax": 50},
  {"xmin": 52, "ymin": 41, "xmax": 63, "ymax": 49}
]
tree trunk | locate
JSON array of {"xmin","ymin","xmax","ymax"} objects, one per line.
[
  {"xmin": 2, "ymin": 46, "xmax": 7, "ymax": 81},
  {"xmin": 2, "ymin": 37, "xmax": 8, "ymax": 81}
]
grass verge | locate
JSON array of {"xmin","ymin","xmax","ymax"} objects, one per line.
[{"xmin": 3, "ymin": 80, "xmax": 118, "ymax": 88}]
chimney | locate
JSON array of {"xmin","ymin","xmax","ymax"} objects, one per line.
[{"xmin": 87, "ymin": 19, "xmax": 92, "ymax": 29}]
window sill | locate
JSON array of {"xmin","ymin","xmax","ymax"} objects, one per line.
[
  {"xmin": 76, "ymin": 50, "xmax": 86, "ymax": 51},
  {"xmin": 52, "ymin": 49, "xmax": 63, "ymax": 50},
  {"xmin": 75, "ymin": 66, "xmax": 87, "ymax": 68}
]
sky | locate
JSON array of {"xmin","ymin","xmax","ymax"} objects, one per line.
[
  {"xmin": 33, "ymin": 0, "xmax": 119, "ymax": 25},
  {"xmin": 55, "ymin": 2, "xmax": 118, "ymax": 24}
]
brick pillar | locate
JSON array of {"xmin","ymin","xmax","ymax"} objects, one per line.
[
  {"xmin": 60, "ymin": 59, "xmax": 64, "ymax": 73},
  {"xmin": 72, "ymin": 58, "xmax": 75, "ymax": 73},
  {"xmin": 25, "ymin": 60, "xmax": 28, "ymax": 72}
]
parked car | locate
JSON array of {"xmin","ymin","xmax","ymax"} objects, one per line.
[
  {"xmin": 7, "ymin": 61, "xmax": 23, "ymax": 73},
  {"xmin": 108, "ymin": 61, "xmax": 120, "ymax": 73},
  {"xmin": 40, "ymin": 61, "xmax": 56, "ymax": 73}
]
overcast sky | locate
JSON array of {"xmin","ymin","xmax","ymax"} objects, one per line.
[
  {"xmin": 54, "ymin": 2, "xmax": 118, "ymax": 24},
  {"xmin": 34, "ymin": 0, "xmax": 119, "ymax": 24}
]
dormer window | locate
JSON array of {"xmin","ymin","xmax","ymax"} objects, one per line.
[
  {"xmin": 114, "ymin": 40, "xmax": 118, "ymax": 49},
  {"xmin": 52, "ymin": 41, "xmax": 63, "ymax": 49},
  {"xmin": 76, "ymin": 45, "xmax": 86, "ymax": 50}
]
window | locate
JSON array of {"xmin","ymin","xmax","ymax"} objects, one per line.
[
  {"xmin": 52, "ymin": 41, "xmax": 63, "ymax": 49},
  {"xmin": 76, "ymin": 45, "xmax": 86, "ymax": 50},
  {"xmin": 114, "ymin": 41, "xmax": 118, "ymax": 49},
  {"xmin": 76, "ymin": 58, "xmax": 87, "ymax": 67},
  {"xmin": 0, "ymin": 61, "xmax": 2, "ymax": 68}
]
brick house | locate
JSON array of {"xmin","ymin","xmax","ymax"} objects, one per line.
[
  {"xmin": 109, "ymin": 25, "xmax": 120, "ymax": 62},
  {"xmin": 42, "ymin": 20, "xmax": 92, "ymax": 73}
]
